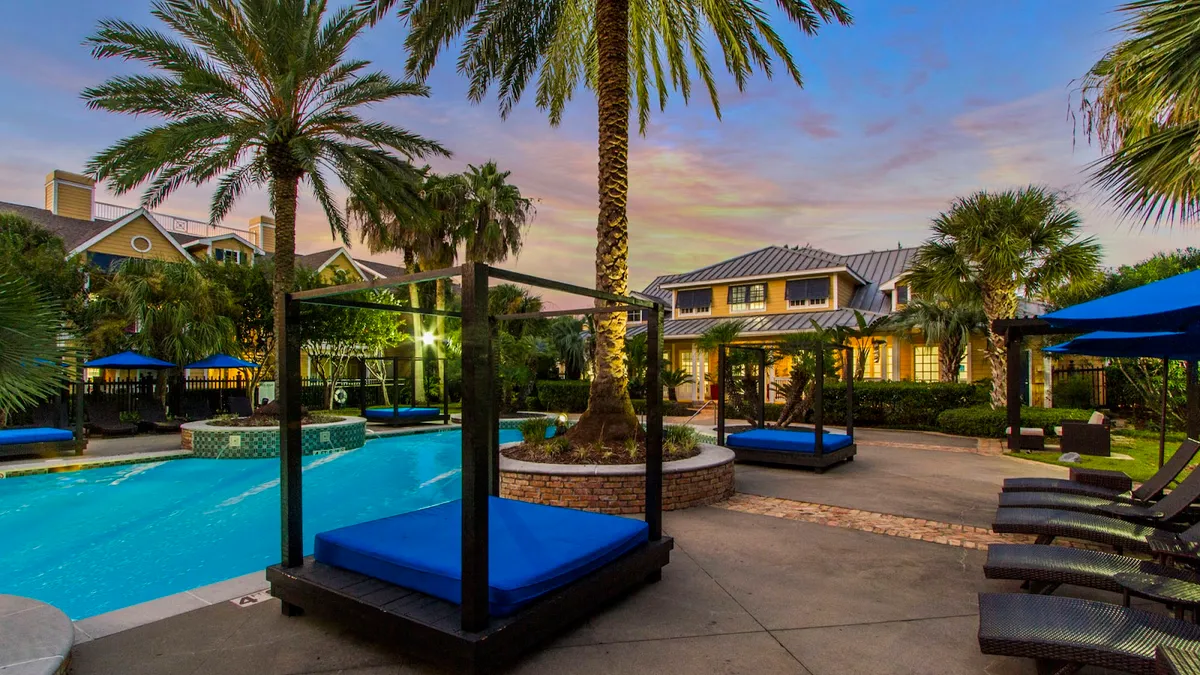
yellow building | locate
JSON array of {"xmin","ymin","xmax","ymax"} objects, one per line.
[{"xmin": 630, "ymin": 245, "xmax": 1055, "ymax": 406}]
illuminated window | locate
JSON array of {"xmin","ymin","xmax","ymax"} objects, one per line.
[
  {"xmin": 913, "ymin": 345, "xmax": 967, "ymax": 382},
  {"xmin": 728, "ymin": 283, "xmax": 767, "ymax": 312}
]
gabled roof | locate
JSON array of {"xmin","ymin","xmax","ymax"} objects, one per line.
[
  {"xmin": 660, "ymin": 246, "xmax": 862, "ymax": 287},
  {"xmin": 184, "ymin": 232, "xmax": 266, "ymax": 256},
  {"xmin": 69, "ymin": 208, "xmax": 196, "ymax": 262},
  {"xmin": 626, "ymin": 308, "xmax": 887, "ymax": 339},
  {"xmin": 298, "ymin": 247, "xmax": 385, "ymax": 281}
]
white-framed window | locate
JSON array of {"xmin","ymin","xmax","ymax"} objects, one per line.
[
  {"xmin": 728, "ymin": 283, "xmax": 766, "ymax": 313},
  {"xmin": 896, "ymin": 284, "xmax": 910, "ymax": 305},
  {"xmin": 913, "ymin": 344, "xmax": 968, "ymax": 382},
  {"xmin": 627, "ymin": 309, "xmax": 644, "ymax": 323},
  {"xmin": 214, "ymin": 248, "xmax": 243, "ymax": 264},
  {"xmin": 675, "ymin": 288, "xmax": 712, "ymax": 317},
  {"xmin": 677, "ymin": 306, "xmax": 709, "ymax": 316},
  {"xmin": 785, "ymin": 277, "xmax": 829, "ymax": 310},
  {"xmin": 787, "ymin": 297, "xmax": 829, "ymax": 309},
  {"xmin": 130, "ymin": 235, "xmax": 153, "ymax": 253}
]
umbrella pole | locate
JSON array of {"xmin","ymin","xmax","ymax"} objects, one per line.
[{"xmin": 1160, "ymin": 357, "xmax": 1169, "ymax": 468}]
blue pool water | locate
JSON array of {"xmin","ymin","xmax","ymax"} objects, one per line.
[{"xmin": 0, "ymin": 429, "xmax": 522, "ymax": 619}]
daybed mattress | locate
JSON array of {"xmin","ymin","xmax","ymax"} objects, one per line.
[
  {"xmin": 363, "ymin": 406, "xmax": 441, "ymax": 421},
  {"xmin": 314, "ymin": 496, "xmax": 648, "ymax": 616},
  {"xmin": 0, "ymin": 427, "xmax": 73, "ymax": 445},
  {"xmin": 725, "ymin": 429, "xmax": 853, "ymax": 453}
]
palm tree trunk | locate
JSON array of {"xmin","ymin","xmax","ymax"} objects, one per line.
[
  {"xmin": 435, "ymin": 277, "xmax": 446, "ymax": 403},
  {"xmin": 939, "ymin": 336, "xmax": 962, "ymax": 382},
  {"xmin": 981, "ymin": 286, "xmax": 1018, "ymax": 407},
  {"xmin": 405, "ymin": 250, "xmax": 426, "ymax": 405},
  {"xmin": 268, "ymin": 156, "xmax": 301, "ymax": 400},
  {"xmin": 570, "ymin": 0, "xmax": 638, "ymax": 444}
]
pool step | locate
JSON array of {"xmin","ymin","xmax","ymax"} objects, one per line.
[{"xmin": 0, "ymin": 595, "xmax": 73, "ymax": 674}]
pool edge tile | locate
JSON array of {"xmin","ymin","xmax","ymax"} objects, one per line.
[{"xmin": 74, "ymin": 591, "xmax": 208, "ymax": 640}]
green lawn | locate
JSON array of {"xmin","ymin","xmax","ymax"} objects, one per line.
[{"xmin": 1009, "ymin": 429, "xmax": 1189, "ymax": 483}]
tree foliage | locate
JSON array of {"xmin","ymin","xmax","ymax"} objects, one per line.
[
  {"xmin": 0, "ymin": 274, "xmax": 73, "ymax": 418},
  {"xmin": 888, "ymin": 298, "xmax": 987, "ymax": 383},
  {"xmin": 0, "ymin": 212, "xmax": 91, "ymax": 331}
]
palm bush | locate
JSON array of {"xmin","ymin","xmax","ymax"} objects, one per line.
[{"xmin": 0, "ymin": 274, "xmax": 72, "ymax": 423}]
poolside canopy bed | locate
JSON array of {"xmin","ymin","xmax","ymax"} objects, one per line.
[
  {"xmin": 716, "ymin": 342, "xmax": 856, "ymax": 472},
  {"xmin": 266, "ymin": 263, "xmax": 671, "ymax": 674},
  {"xmin": 357, "ymin": 354, "xmax": 450, "ymax": 426},
  {"xmin": 0, "ymin": 370, "xmax": 87, "ymax": 460}
]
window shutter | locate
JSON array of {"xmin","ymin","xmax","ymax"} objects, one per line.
[
  {"xmin": 677, "ymin": 288, "xmax": 712, "ymax": 309},
  {"xmin": 214, "ymin": 248, "xmax": 225, "ymax": 261}
]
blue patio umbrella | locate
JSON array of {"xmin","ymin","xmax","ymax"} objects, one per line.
[
  {"xmin": 184, "ymin": 354, "xmax": 260, "ymax": 370},
  {"xmin": 1043, "ymin": 330, "xmax": 1200, "ymax": 466},
  {"xmin": 83, "ymin": 351, "xmax": 176, "ymax": 369},
  {"xmin": 1042, "ymin": 269, "xmax": 1200, "ymax": 333}
]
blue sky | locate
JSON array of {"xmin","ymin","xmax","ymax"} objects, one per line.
[{"xmin": 1, "ymin": 0, "xmax": 1194, "ymax": 307}]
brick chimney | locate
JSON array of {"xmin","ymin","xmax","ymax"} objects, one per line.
[
  {"xmin": 249, "ymin": 215, "xmax": 275, "ymax": 253},
  {"xmin": 45, "ymin": 170, "xmax": 95, "ymax": 221}
]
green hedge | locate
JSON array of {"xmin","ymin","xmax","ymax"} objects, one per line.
[
  {"xmin": 533, "ymin": 380, "xmax": 591, "ymax": 412},
  {"xmin": 822, "ymin": 381, "xmax": 989, "ymax": 430},
  {"xmin": 631, "ymin": 399, "xmax": 693, "ymax": 417},
  {"xmin": 935, "ymin": 405, "xmax": 1093, "ymax": 438}
]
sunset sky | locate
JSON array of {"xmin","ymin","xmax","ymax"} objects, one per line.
[{"xmin": 1, "ymin": 0, "xmax": 1196, "ymax": 308}]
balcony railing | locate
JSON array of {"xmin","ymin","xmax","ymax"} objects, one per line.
[{"xmin": 94, "ymin": 201, "xmax": 257, "ymax": 246}]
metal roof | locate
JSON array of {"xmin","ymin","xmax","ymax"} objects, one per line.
[
  {"xmin": 661, "ymin": 246, "xmax": 852, "ymax": 285},
  {"xmin": 626, "ymin": 308, "xmax": 885, "ymax": 339}
]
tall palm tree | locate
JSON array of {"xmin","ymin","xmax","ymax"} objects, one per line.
[
  {"xmin": 888, "ymin": 299, "xmax": 987, "ymax": 383},
  {"xmin": 548, "ymin": 316, "xmax": 587, "ymax": 380},
  {"xmin": 906, "ymin": 187, "xmax": 1102, "ymax": 406},
  {"xmin": 83, "ymin": 0, "xmax": 449, "ymax": 394},
  {"xmin": 1075, "ymin": 0, "xmax": 1200, "ymax": 225},
  {"xmin": 0, "ymin": 274, "xmax": 73, "ymax": 425},
  {"xmin": 368, "ymin": 0, "xmax": 852, "ymax": 442},
  {"xmin": 459, "ymin": 161, "xmax": 534, "ymax": 264}
]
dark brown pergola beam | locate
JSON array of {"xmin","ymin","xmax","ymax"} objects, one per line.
[
  {"xmin": 302, "ymin": 297, "xmax": 461, "ymax": 318},
  {"xmin": 488, "ymin": 267, "xmax": 656, "ymax": 308},
  {"xmin": 290, "ymin": 266, "xmax": 461, "ymax": 302},
  {"xmin": 494, "ymin": 304, "xmax": 641, "ymax": 321}
]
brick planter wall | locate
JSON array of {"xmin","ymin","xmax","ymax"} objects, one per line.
[{"xmin": 500, "ymin": 444, "xmax": 734, "ymax": 514}]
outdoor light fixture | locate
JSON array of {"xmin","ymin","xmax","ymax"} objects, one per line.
[{"xmin": 421, "ymin": 332, "xmax": 436, "ymax": 346}]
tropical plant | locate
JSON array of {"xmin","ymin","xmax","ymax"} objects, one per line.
[
  {"xmin": 888, "ymin": 299, "xmax": 987, "ymax": 383},
  {"xmin": 843, "ymin": 311, "xmax": 891, "ymax": 381},
  {"xmin": 458, "ymin": 161, "xmax": 535, "ymax": 264},
  {"xmin": 489, "ymin": 284, "xmax": 546, "ymax": 338},
  {"xmin": 548, "ymin": 316, "xmax": 587, "ymax": 379},
  {"xmin": 87, "ymin": 259, "xmax": 237, "ymax": 404},
  {"xmin": 0, "ymin": 213, "xmax": 91, "ymax": 331},
  {"xmin": 0, "ymin": 274, "xmax": 73, "ymax": 424},
  {"xmin": 83, "ymin": 0, "xmax": 449, "ymax": 396},
  {"xmin": 196, "ymin": 257, "xmax": 275, "ymax": 397},
  {"xmin": 624, "ymin": 333, "xmax": 649, "ymax": 398},
  {"xmin": 906, "ymin": 187, "xmax": 1102, "ymax": 406},
  {"xmin": 661, "ymin": 368, "xmax": 694, "ymax": 402},
  {"xmin": 771, "ymin": 331, "xmax": 830, "ymax": 428},
  {"xmin": 369, "ymin": 0, "xmax": 853, "ymax": 443},
  {"xmin": 1074, "ymin": 0, "xmax": 1200, "ymax": 225}
]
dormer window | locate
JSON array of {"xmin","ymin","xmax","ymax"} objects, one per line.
[
  {"xmin": 627, "ymin": 309, "xmax": 644, "ymax": 323},
  {"xmin": 786, "ymin": 278, "xmax": 830, "ymax": 309},
  {"xmin": 896, "ymin": 284, "xmax": 909, "ymax": 305},
  {"xmin": 728, "ymin": 283, "xmax": 767, "ymax": 312},
  {"xmin": 213, "ymin": 248, "xmax": 243, "ymax": 264},
  {"xmin": 676, "ymin": 288, "xmax": 712, "ymax": 316}
]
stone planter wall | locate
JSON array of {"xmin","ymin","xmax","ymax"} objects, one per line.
[
  {"xmin": 181, "ymin": 417, "xmax": 367, "ymax": 458},
  {"xmin": 500, "ymin": 444, "xmax": 734, "ymax": 514}
]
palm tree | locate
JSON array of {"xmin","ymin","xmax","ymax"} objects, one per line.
[
  {"xmin": 888, "ymin": 299, "xmax": 987, "ymax": 383},
  {"xmin": 660, "ymin": 368, "xmax": 693, "ymax": 402},
  {"xmin": 843, "ymin": 311, "xmax": 890, "ymax": 381},
  {"xmin": 0, "ymin": 274, "xmax": 73, "ymax": 425},
  {"xmin": 1075, "ymin": 0, "xmax": 1200, "ymax": 225},
  {"xmin": 369, "ymin": 0, "xmax": 852, "ymax": 443},
  {"xmin": 459, "ymin": 162, "xmax": 534, "ymax": 264},
  {"xmin": 83, "ymin": 0, "xmax": 449, "ymax": 394},
  {"xmin": 906, "ymin": 187, "xmax": 1102, "ymax": 406},
  {"xmin": 548, "ymin": 317, "xmax": 587, "ymax": 380}
]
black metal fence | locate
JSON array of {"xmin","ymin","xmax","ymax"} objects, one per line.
[{"xmin": 1052, "ymin": 365, "xmax": 1108, "ymax": 408}]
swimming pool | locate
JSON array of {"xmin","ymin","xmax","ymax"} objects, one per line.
[{"xmin": 0, "ymin": 429, "xmax": 522, "ymax": 619}]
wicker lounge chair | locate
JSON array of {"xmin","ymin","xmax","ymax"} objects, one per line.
[
  {"xmin": 136, "ymin": 401, "xmax": 183, "ymax": 433},
  {"xmin": 978, "ymin": 592, "xmax": 1200, "ymax": 675},
  {"xmin": 1157, "ymin": 646, "xmax": 1200, "ymax": 675},
  {"xmin": 1002, "ymin": 439, "xmax": 1200, "ymax": 500},
  {"xmin": 991, "ymin": 507, "xmax": 1200, "ymax": 554},
  {"xmin": 997, "ymin": 465, "xmax": 1200, "ymax": 524},
  {"xmin": 87, "ymin": 400, "xmax": 137, "ymax": 437},
  {"xmin": 984, "ymin": 543, "xmax": 1200, "ymax": 598}
]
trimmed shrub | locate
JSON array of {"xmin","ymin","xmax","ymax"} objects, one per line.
[
  {"xmin": 533, "ymin": 380, "xmax": 591, "ymax": 412},
  {"xmin": 1053, "ymin": 375, "xmax": 1095, "ymax": 410},
  {"xmin": 517, "ymin": 417, "xmax": 553, "ymax": 444},
  {"xmin": 936, "ymin": 405, "xmax": 1093, "ymax": 438},
  {"xmin": 820, "ymin": 381, "xmax": 988, "ymax": 430},
  {"xmin": 664, "ymin": 425, "xmax": 699, "ymax": 455}
]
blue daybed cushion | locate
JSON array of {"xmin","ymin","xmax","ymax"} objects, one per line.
[
  {"xmin": 725, "ymin": 428, "xmax": 853, "ymax": 453},
  {"xmin": 363, "ymin": 406, "xmax": 441, "ymax": 421},
  {"xmin": 314, "ymin": 496, "xmax": 648, "ymax": 616},
  {"xmin": 0, "ymin": 427, "xmax": 73, "ymax": 445}
]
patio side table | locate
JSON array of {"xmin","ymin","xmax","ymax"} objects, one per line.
[{"xmin": 1114, "ymin": 571, "xmax": 1200, "ymax": 622}]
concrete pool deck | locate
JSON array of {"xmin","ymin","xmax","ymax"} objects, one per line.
[{"xmin": 62, "ymin": 441, "xmax": 1097, "ymax": 675}]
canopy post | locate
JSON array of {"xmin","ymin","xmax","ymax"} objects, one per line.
[
  {"xmin": 279, "ymin": 295, "xmax": 303, "ymax": 576},
  {"xmin": 74, "ymin": 368, "xmax": 84, "ymax": 442},
  {"xmin": 1006, "ymin": 329, "xmax": 1024, "ymax": 451},
  {"xmin": 814, "ymin": 342, "xmax": 825, "ymax": 457},
  {"xmin": 758, "ymin": 349, "xmax": 766, "ymax": 429},
  {"xmin": 392, "ymin": 356, "xmax": 400, "ymax": 415},
  {"xmin": 358, "ymin": 357, "xmax": 367, "ymax": 418},
  {"xmin": 1188, "ymin": 361, "xmax": 1199, "ymax": 440},
  {"xmin": 489, "ymin": 318, "xmax": 500, "ymax": 495},
  {"xmin": 460, "ymin": 262, "xmax": 491, "ymax": 633},
  {"xmin": 646, "ymin": 304, "xmax": 663, "ymax": 542},
  {"xmin": 1161, "ymin": 357, "xmax": 1170, "ymax": 468},
  {"xmin": 716, "ymin": 345, "xmax": 727, "ymax": 446},
  {"xmin": 844, "ymin": 347, "xmax": 855, "ymax": 441}
]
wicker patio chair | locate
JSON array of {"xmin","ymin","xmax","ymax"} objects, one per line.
[
  {"xmin": 86, "ymin": 399, "xmax": 137, "ymax": 437},
  {"xmin": 978, "ymin": 593, "xmax": 1200, "ymax": 675},
  {"xmin": 991, "ymin": 507, "xmax": 1200, "ymax": 554},
  {"xmin": 997, "ymin": 466, "xmax": 1200, "ymax": 524},
  {"xmin": 1002, "ymin": 439, "xmax": 1200, "ymax": 500},
  {"xmin": 984, "ymin": 544, "xmax": 1200, "ymax": 598},
  {"xmin": 1157, "ymin": 646, "xmax": 1200, "ymax": 675},
  {"xmin": 136, "ymin": 401, "xmax": 183, "ymax": 433}
]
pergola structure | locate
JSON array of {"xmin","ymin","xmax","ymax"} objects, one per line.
[
  {"xmin": 265, "ymin": 263, "xmax": 672, "ymax": 673},
  {"xmin": 356, "ymin": 354, "xmax": 451, "ymax": 425}
]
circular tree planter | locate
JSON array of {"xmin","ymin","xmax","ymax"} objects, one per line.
[
  {"xmin": 181, "ymin": 417, "xmax": 367, "ymax": 458},
  {"xmin": 500, "ymin": 443, "xmax": 734, "ymax": 514}
]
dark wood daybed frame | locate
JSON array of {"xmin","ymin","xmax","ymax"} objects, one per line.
[
  {"xmin": 357, "ymin": 355, "xmax": 451, "ymax": 426},
  {"xmin": 266, "ymin": 263, "xmax": 671, "ymax": 675},
  {"xmin": 716, "ymin": 341, "xmax": 857, "ymax": 472},
  {"xmin": 0, "ymin": 393, "xmax": 87, "ymax": 460}
]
